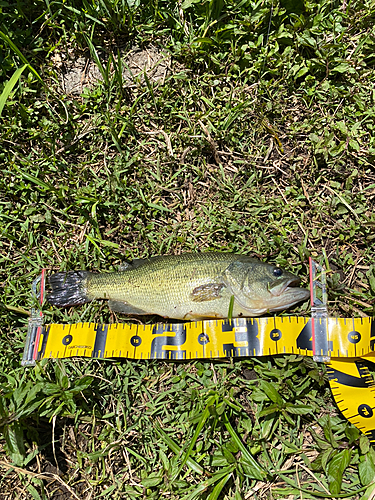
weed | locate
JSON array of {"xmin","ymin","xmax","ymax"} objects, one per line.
[{"xmin": 1, "ymin": 0, "xmax": 375, "ymax": 498}]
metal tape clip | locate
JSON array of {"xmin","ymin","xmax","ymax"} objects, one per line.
[
  {"xmin": 309, "ymin": 258, "xmax": 330, "ymax": 363},
  {"xmin": 22, "ymin": 270, "xmax": 46, "ymax": 366}
]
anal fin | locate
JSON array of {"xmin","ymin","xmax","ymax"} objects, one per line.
[{"xmin": 108, "ymin": 300, "xmax": 149, "ymax": 315}]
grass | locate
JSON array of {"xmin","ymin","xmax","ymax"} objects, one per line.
[{"xmin": 1, "ymin": 0, "xmax": 375, "ymax": 498}]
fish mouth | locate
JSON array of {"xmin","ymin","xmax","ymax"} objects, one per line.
[
  {"xmin": 268, "ymin": 277, "xmax": 310, "ymax": 311},
  {"xmin": 269, "ymin": 278, "xmax": 311, "ymax": 305},
  {"xmin": 269, "ymin": 277, "xmax": 302, "ymax": 297}
]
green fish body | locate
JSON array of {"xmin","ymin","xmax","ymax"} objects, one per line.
[{"xmin": 48, "ymin": 253, "xmax": 309, "ymax": 320}]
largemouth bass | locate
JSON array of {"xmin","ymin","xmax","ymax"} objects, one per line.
[{"xmin": 48, "ymin": 253, "xmax": 309, "ymax": 320}]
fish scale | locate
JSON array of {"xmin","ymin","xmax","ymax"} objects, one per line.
[
  {"xmin": 87, "ymin": 253, "xmax": 234, "ymax": 318},
  {"xmin": 48, "ymin": 253, "xmax": 310, "ymax": 320}
]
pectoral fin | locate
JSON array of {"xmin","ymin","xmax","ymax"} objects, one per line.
[
  {"xmin": 108, "ymin": 300, "xmax": 150, "ymax": 315},
  {"xmin": 190, "ymin": 283, "xmax": 226, "ymax": 302}
]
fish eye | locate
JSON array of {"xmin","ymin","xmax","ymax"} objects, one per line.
[{"xmin": 273, "ymin": 267, "xmax": 283, "ymax": 277}]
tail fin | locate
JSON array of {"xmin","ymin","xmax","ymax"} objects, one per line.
[{"xmin": 48, "ymin": 271, "xmax": 91, "ymax": 307}]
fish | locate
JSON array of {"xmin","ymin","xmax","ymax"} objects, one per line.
[{"xmin": 47, "ymin": 253, "xmax": 310, "ymax": 320}]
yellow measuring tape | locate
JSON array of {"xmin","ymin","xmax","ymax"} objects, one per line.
[
  {"xmin": 23, "ymin": 316, "xmax": 375, "ymax": 442},
  {"xmin": 22, "ymin": 264, "xmax": 375, "ymax": 443}
]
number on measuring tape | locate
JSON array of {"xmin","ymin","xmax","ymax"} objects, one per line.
[
  {"xmin": 348, "ymin": 331, "xmax": 361, "ymax": 344},
  {"xmin": 370, "ymin": 321, "xmax": 375, "ymax": 351},
  {"xmin": 221, "ymin": 319, "xmax": 260, "ymax": 356},
  {"xmin": 270, "ymin": 329, "xmax": 282, "ymax": 341},
  {"xmin": 93, "ymin": 325, "xmax": 109, "ymax": 358},
  {"xmin": 358, "ymin": 404, "xmax": 374, "ymax": 418},
  {"xmin": 296, "ymin": 321, "xmax": 313, "ymax": 351},
  {"xmin": 130, "ymin": 335, "xmax": 142, "ymax": 347},
  {"xmin": 328, "ymin": 359, "xmax": 375, "ymax": 443},
  {"xmin": 296, "ymin": 319, "xmax": 333, "ymax": 354},
  {"xmin": 150, "ymin": 324, "xmax": 187, "ymax": 359},
  {"xmin": 62, "ymin": 334, "xmax": 73, "ymax": 346}
]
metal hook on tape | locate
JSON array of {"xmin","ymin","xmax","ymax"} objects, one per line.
[
  {"xmin": 309, "ymin": 258, "xmax": 330, "ymax": 363},
  {"xmin": 22, "ymin": 270, "xmax": 46, "ymax": 366}
]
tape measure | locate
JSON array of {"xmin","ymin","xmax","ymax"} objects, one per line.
[{"xmin": 22, "ymin": 260, "xmax": 375, "ymax": 443}]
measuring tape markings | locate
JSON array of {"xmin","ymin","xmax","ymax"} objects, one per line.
[
  {"xmin": 36, "ymin": 317, "xmax": 374, "ymax": 360},
  {"xmin": 327, "ymin": 360, "xmax": 375, "ymax": 417},
  {"xmin": 27, "ymin": 316, "xmax": 375, "ymax": 442},
  {"xmin": 150, "ymin": 323, "xmax": 187, "ymax": 360},
  {"xmin": 327, "ymin": 359, "xmax": 375, "ymax": 441}
]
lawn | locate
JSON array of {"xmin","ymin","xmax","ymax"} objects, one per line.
[{"xmin": 1, "ymin": 0, "xmax": 375, "ymax": 498}]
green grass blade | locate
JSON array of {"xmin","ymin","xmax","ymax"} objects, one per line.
[
  {"xmin": 155, "ymin": 425, "xmax": 204, "ymax": 475},
  {"xmin": 84, "ymin": 33, "xmax": 109, "ymax": 86},
  {"xmin": 222, "ymin": 411, "xmax": 267, "ymax": 480},
  {"xmin": 184, "ymin": 467, "xmax": 235, "ymax": 500},
  {"xmin": 206, "ymin": 471, "xmax": 233, "ymax": 499},
  {"xmin": 26, "ymin": 483, "xmax": 43, "ymax": 500},
  {"xmin": 227, "ymin": 295, "xmax": 234, "ymax": 319},
  {"xmin": 277, "ymin": 471, "xmax": 370, "ymax": 498},
  {"xmin": 0, "ymin": 31, "xmax": 43, "ymax": 84},
  {"xmin": 13, "ymin": 167, "xmax": 56, "ymax": 192},
  {"xmin": 173, "ymin": 400, "xmax": 213, "ymax": 479},
  {"xmin": 0, "ymin": 64, "xmax": 28, "ymax": 117}
]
